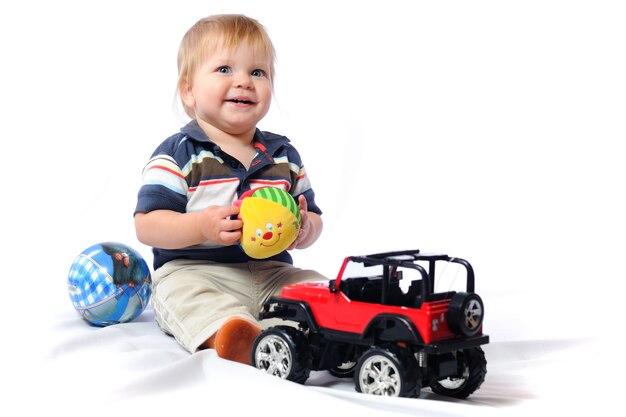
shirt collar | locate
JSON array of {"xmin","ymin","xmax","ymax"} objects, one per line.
[{"xmin": 180, "ymin": 120, "xmax": 290, "ymax": 157}]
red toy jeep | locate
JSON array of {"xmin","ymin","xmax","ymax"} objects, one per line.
[{"xmin": 251, "ymin": 250, "xmax": 489, "ymax": 398}]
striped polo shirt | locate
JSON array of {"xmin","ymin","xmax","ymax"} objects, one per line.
[{"xmin": 135, "ymin": 120, "xmax": 322, "ymax": 269}]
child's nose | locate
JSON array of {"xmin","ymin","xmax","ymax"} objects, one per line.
[{"xmin": 234, "ymin": 73, "xmax": 253, "ymax": 89}]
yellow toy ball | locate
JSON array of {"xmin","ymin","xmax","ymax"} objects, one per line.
[{"xmin": 237, "ymin": 187, "xmax": 301, "ymax": 259}]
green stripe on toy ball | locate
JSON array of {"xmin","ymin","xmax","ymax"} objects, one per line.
[{"xmin": 252, "ymin": 188, "xmax": 301, "ymax": 223}]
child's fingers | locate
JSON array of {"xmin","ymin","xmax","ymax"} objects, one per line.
[
  {"xmin": 298, "ymin": 195, "xmax": 308, "ymax": 211},
  {"xmin": 219, "ymin": 230, "xmax": 242, "ymax": 245},
  {"xmin": 220, "ymin": 205, "xmax": 240, "ymax": 218},
  {"xmin": 224, "ymin": 218, "xmax": 243, "ymax": 231}
]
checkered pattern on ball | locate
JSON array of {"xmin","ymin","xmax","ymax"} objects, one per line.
[
  {"xmin": 68, "ymin": 254, "xmax": 121, "ymax": 309},
  {"xmin": 67, "ymin": 242, "xmax": 152, "ymax": 326}
]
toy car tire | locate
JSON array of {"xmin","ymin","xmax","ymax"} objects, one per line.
[
  {"xmin": 354, "ymin": 347, "xmax": 420, "ymax": 398},
  {"xmin": 329, "ymin": 361, "xmax": 357, "ymax": 378},
  {"xmin": 448, "ymin": 292, "xmax": 484, "ymax": 337},
  {"xmin": 251, "ymin": 326, "xmax": 311, "ymax": 384},
  {"xmin": 429, "ymin": 347, "xmax": 487, "ymax": 398}
]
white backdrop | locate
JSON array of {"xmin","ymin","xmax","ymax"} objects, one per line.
[{"xmin": 1, "ymin": 0, "xmax": 624, "ymax": 411}]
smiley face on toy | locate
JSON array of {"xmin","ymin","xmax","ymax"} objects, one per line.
[
  {"xmin": 237, "ymin": 187, "xmax": 301, "ymax": 259},
  {"xmin": 252, "ymin": 222, "xmax": 282, "ymax": 248}
]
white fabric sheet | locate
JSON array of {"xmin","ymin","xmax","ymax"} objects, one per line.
[{"xmin": 7, "ymin": 305, "xmax": 613, "ymax": 417}]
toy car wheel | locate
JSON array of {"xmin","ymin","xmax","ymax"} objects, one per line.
[
  {"xmin": 251, "ymin": 326, "xmax": 311, "ymax": 384},
  {"xmin": 429, "ymin": 347, "xmax": 487, "ymax": 399},
  {"xmin": 354, "ymin": 347, "xmax": 420, "ymax": 398},
  {"xmin": 448, "ymin": 292, "xmax": 484, "ymax": 337},
  {"xmin": 329, "ymin": 361, "xmax": 357, "ymax": 378}
]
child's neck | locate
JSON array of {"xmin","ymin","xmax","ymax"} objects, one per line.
[{"xmin": 197, "ymin": 119, "xmax": 257, "ymax": 169}]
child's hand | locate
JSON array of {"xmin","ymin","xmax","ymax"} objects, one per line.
[
  {"xmin": 198, "ymin": 205, "xmax": 243, "ymax": 246},
  {"xmin": 288, "ymin": 196, "xmax": 311, "ymax": 250}
]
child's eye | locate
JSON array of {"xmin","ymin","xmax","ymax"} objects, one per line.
[
  {"xmin": 217, "ymin": 66, "xmax": 232, "ymax": 74},
  {"xmin": 251, "ymin": 69, "xmax": 266, "ymax": 77}
]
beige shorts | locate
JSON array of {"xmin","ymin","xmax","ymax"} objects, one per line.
[{"xmin": 151, "ymin": 259, "xmax": 327, "ymax": 353}]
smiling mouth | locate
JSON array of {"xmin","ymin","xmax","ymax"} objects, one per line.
[{"xmin": 227, "ymin": 99, "xmax": 254, "ymax": 105}]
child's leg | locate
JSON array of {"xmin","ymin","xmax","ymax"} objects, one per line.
[
  {"xmin": 151, "ymin": 259, "xmax": 259, "ymax": 359},
  {"xmin": 250, "ymin": 261, "xmax": 328, "ymax": 319}
]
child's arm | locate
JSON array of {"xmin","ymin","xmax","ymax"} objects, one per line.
[
  {"xmin": 289, "ymin": 196, "xmax": 323, "ymax": 250},
  {"xmin": 135, "ymin": 206, "xmax": 243, "ymax": 249}
]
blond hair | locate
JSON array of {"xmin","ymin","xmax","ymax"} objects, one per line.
[{"xmin": 177, "ymin": 14, "xmax": 276, "ymax": 118}]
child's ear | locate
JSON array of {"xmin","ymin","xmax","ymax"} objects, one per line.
[{"xmin": 179, "ymin": 78, "xmax": 196, "ymax": 109}]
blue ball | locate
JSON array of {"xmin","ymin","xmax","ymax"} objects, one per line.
[{"xmin": 67, "ymin": 242, "xmax": 152, "ymax": 326}]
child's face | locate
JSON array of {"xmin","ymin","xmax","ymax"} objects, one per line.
[{"xmin": 183, "ymin": 41, "xmax": 273, "ymax": 137}]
